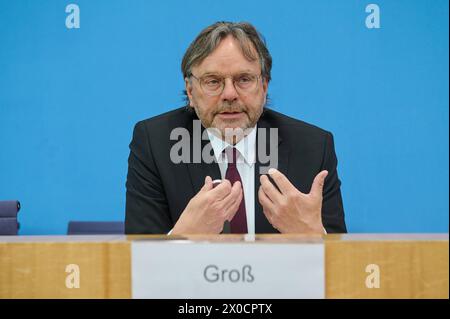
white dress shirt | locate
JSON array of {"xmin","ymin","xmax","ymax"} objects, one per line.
[{"xmin": 206, "ymin": 126, "xmax": 257, "ymax": 235}]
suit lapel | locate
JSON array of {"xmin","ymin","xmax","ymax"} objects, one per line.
[
  {"xmin": 254, "ymin": 113, "xmax": 289, "ymax": 233},
  {"xmin": 185, "ymin": 117, "xmax": 222, "ymax": 194}
]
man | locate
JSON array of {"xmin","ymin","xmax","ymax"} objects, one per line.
[{"xmin": 125, "ymin": 21, "xmax": 346, "ymax": 235}]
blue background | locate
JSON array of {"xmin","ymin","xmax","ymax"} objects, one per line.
[{"xmin": 0, "ymin": 0, "xmax": 448, "ymax": 234}]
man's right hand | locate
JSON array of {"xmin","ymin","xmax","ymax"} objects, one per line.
[{"xmin": 171, "ymin": 176, "xmax": 243, "ymax": 234}]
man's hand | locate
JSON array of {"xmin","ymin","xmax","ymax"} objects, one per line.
[
  {"xmin": 258, "ymin": 168, "xmax": 328, "ymax": 234},
  {"xmin": 171, "ymin": 176, "xmax": 243, "ymax": 234}
]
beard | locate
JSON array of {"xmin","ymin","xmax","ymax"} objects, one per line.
[{"xmin": 193, "ymin": 102, "xmax": 262, "ymax": 143}]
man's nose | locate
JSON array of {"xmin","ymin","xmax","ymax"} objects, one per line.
[{"xmin": 221, "ymin": 78, "xmax": 239, "ymax": 102}]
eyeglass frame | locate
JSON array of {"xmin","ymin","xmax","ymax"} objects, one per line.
[{"xmin": 189, "ymin": 72, "xmax": 264, "ymax": 96}]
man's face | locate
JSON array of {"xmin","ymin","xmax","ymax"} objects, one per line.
[{"xmin": 185, "ymin": 35, "xmax": 268, "ymax": 140}]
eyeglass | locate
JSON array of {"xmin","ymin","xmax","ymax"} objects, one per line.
[{"xmin": 190, "ymin": 72, "xmax": 262, "ymax": 96}]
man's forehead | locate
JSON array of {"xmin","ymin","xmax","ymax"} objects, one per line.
[
  {"xmin": 200, "ymin": 69, "xmax": 256, "ymax": 76},
  {"xmin": 193, "ymin": 36, "xmax": 260, "ymax": 73}
]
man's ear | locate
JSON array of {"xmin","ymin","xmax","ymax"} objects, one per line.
[
  {"xmin": 262, "ymin": 78, "xmax": 269, "ymax": 96},
  {"xmin": 185, "ymin": 77, "xmax": 194, "ymax": 107}
]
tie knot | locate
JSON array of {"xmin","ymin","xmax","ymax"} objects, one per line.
[{"xmin": 224, "ymin": 147, "xmax": 238, "ymax": 166}]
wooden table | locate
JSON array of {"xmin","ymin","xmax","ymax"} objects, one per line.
[{"xmin": 0, "ymin": 234, "xmax": 448, "ymax": 298}]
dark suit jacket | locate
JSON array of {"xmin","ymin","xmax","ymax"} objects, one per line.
[{"xmin": 125, "ymin": 106, "xmax": 347, "ymax": 234}]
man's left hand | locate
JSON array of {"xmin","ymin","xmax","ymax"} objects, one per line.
[{"xmin": 258, "ymin": 168, "xmax": 328, "ymax": 234}]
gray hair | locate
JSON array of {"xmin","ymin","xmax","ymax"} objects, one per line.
[{"xmin": 181, "ymin": 21, "xmax": 272, "ymax": 82}]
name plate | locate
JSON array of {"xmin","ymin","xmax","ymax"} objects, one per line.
[{"xmin": 131, "ymin": 240, "xmax": 324, "ymax": 298}]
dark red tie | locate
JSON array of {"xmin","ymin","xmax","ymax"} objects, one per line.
[{"xmin": 225, "ymin": 147, "xmax": 248, "ymax": 233}]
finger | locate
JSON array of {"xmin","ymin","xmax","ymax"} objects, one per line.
[
  {"xmin": 259, "ymin": 187, "xmax": 275, "ymax": 225},
  {"xmin": 260, "ymin": 174, "xmax": 284, "ymax": 204},
  {"xmin": 201, "ymin": 176, "xmax": 213, "ymax": 192},
  {"xmin": 310, "ymin": 170, "xmax": 328, "ymax": 197},
  {"xmin": 258, "ymin": 186, "xmax": 276, "ymax": 214},
  {"xmin": 220, "ymin": 181, "xmax": 242, "ymax": 209},
  {"xmin": 209, "ymin": 179, "xmax": 232, "ymax": 200},
  {"xmin": 268, "ymin": 168, "xmax": 296, "ymax": 195},
  {"xmin": 224, "ymin": 188, "xmax": 243, "ymax": 221}
]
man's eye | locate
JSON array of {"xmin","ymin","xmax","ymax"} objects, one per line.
[
  {"xmin": 238, "ymin": 76, "xmax": 252, "ymax": 83},
  {"xmin": 204, "ymin": 78, "xmax": 220, "ymax": 86}
]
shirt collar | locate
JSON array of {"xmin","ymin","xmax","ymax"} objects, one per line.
[{"xmin": 206, "ymin": 126, "xmax": 257, "ymax": 165}]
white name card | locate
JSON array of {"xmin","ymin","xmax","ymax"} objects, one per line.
[{"xmin": 131, "ymin": 240, "xmax": 324, "ymax": 299}]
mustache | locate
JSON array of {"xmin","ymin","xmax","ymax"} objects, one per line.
[{"xmin": 214, "ymin": 104, "xmax": 247, "ymax": 115}]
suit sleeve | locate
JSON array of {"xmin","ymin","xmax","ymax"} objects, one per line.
[
  {"xmin": 321, "ymin": 132, "xmax": 347, "ymax": 233},
  {"xmin": 125, "ymin": 121, "xmax": 173, "ymax": 234}
]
